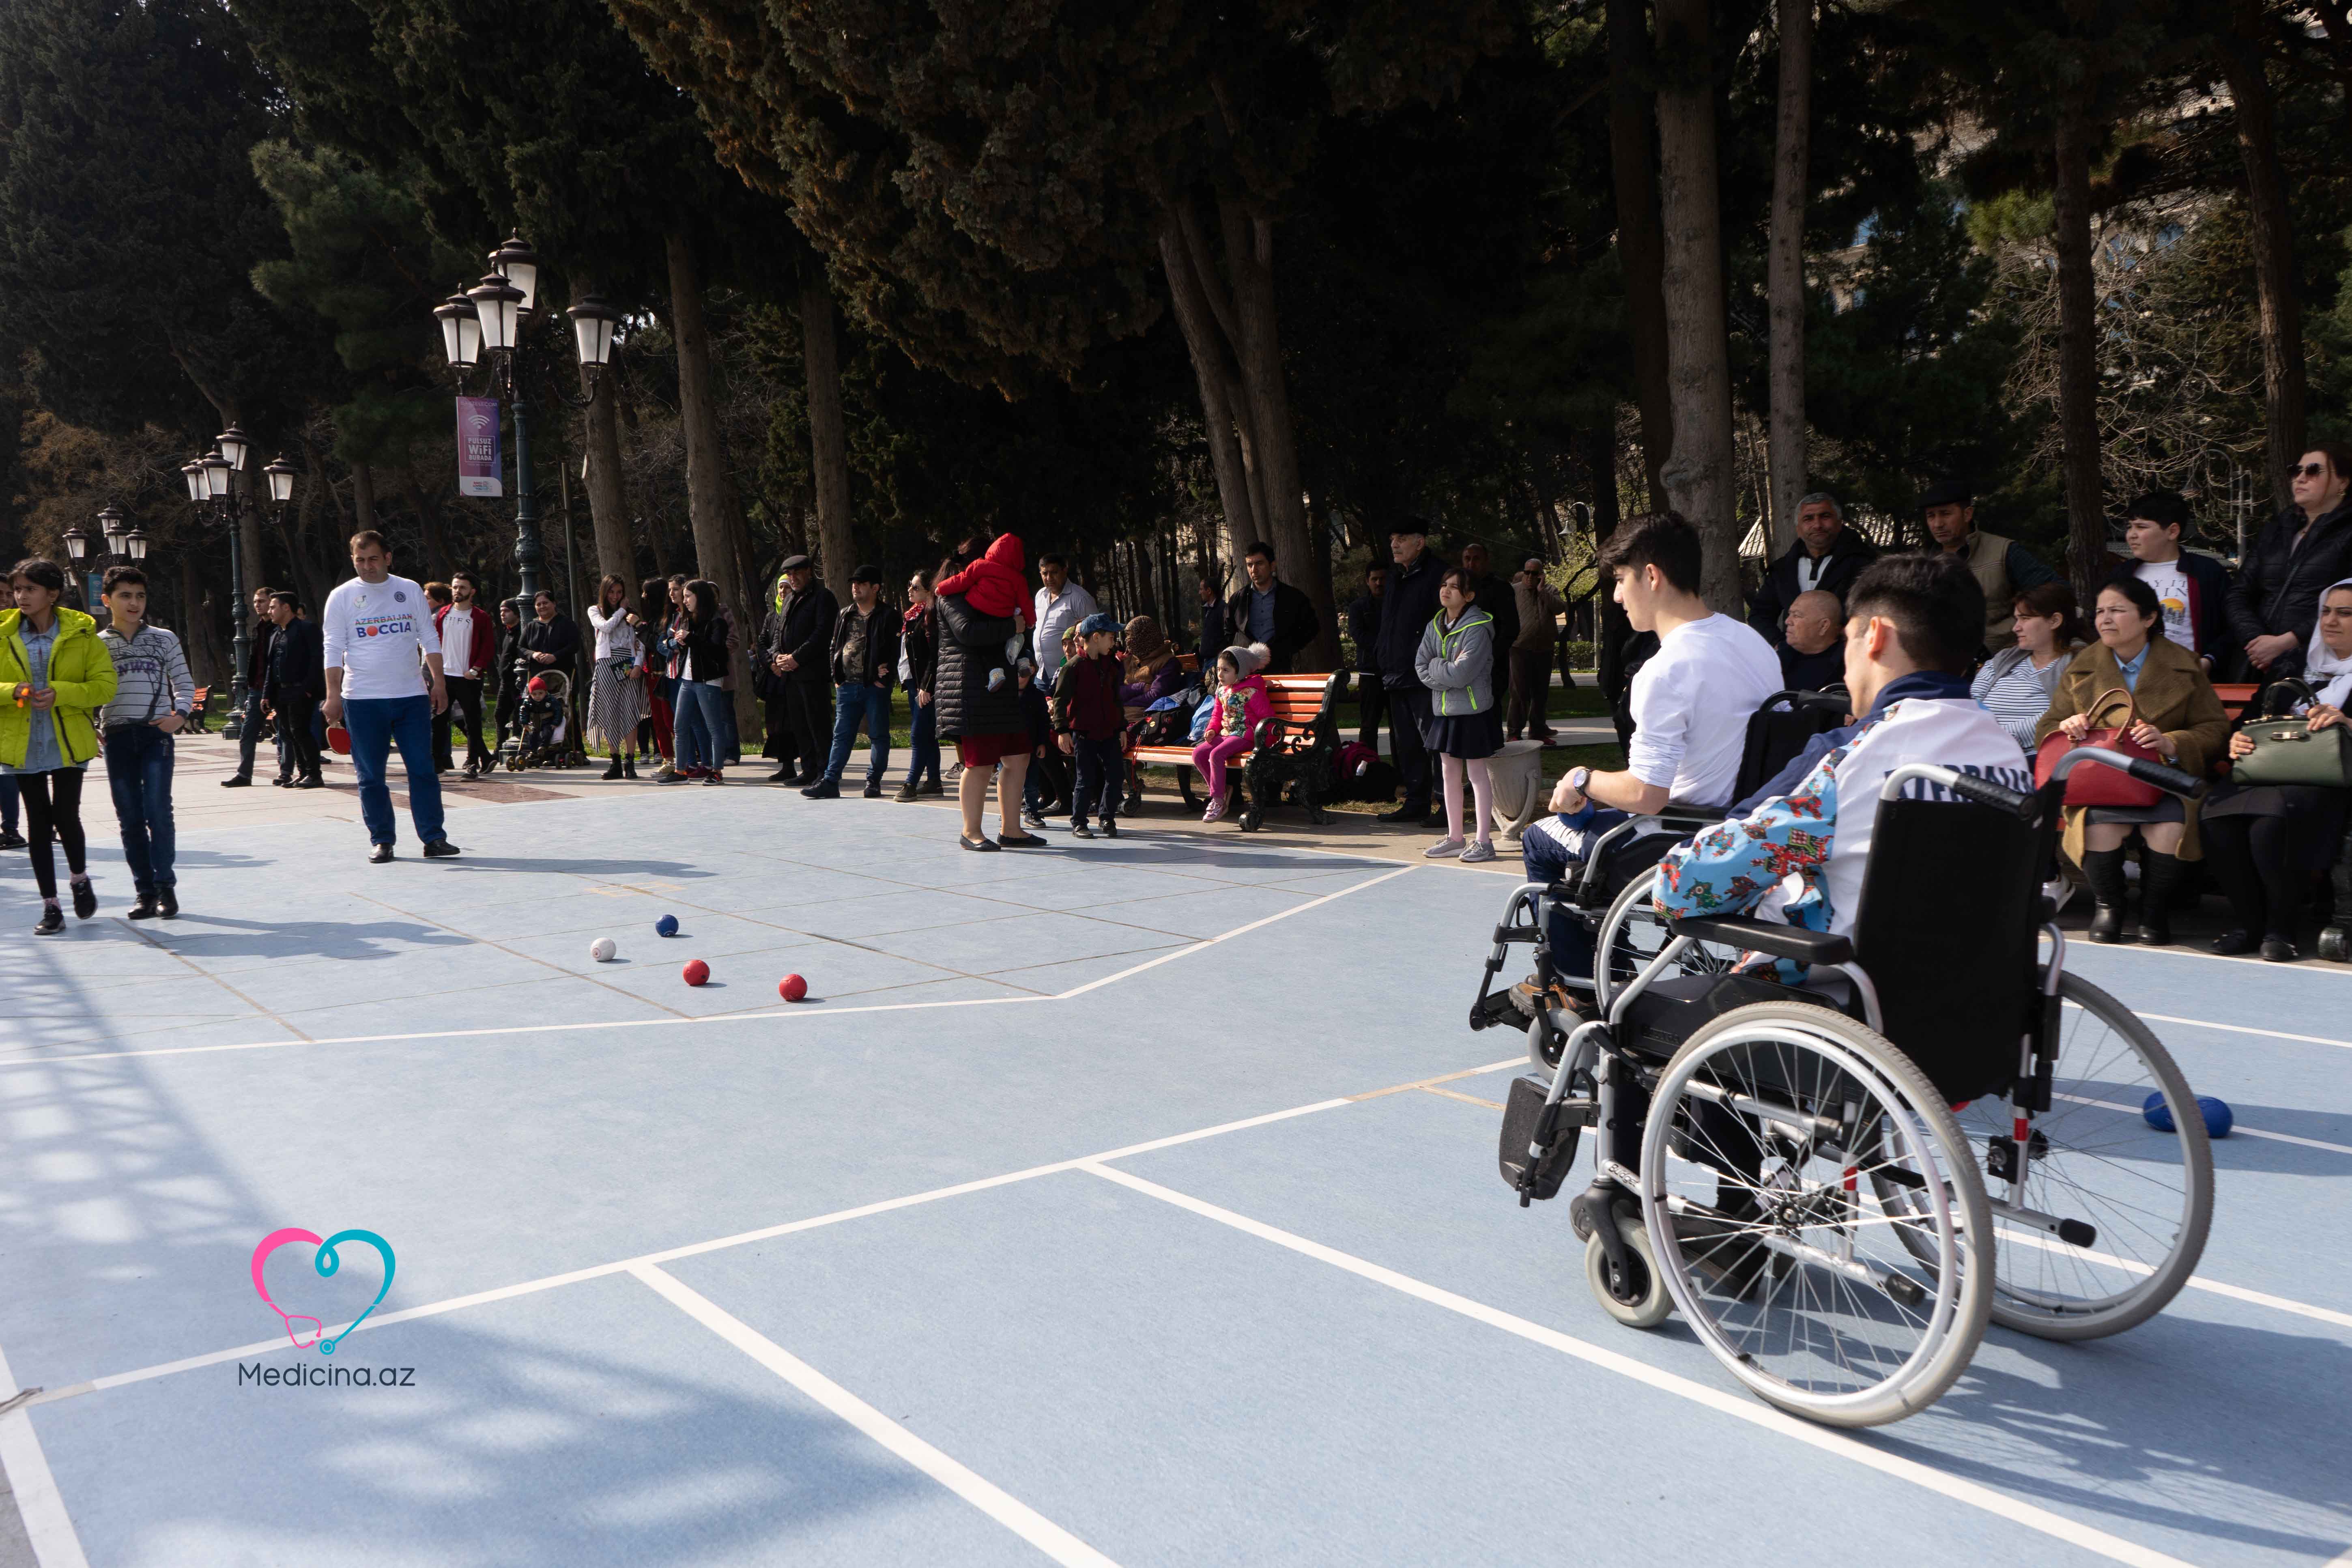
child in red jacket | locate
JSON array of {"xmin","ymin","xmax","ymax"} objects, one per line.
[{"xmin": 934, "ymin": 532, "xmax": 1033, "ymax": 693}]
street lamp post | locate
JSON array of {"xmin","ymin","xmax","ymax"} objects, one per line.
[
  {"xmin": 431, "ymin": 234, "xmax": 620, "ymax": 624},
  {"xmin": 62, "ymin": 504, "xmax": 151, "ymax": 618},
  {"xmin": 184, "ymin": 429, "xmax": 292, "ymax": 741}
]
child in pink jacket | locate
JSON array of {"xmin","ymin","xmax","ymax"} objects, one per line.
[{"xmin": 1191, "ymin": 643, "xmax": 1271, "ymax": 822}]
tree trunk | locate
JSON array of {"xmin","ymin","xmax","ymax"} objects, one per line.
[
  {"xmin": 666, "ymin": 230, "xmax": 753, "ymax": 727},
  {"xmin": 1583, "ymin": 422, "xmax": 1631, "ymax": 712},
  {"xmin": 798, "ymin": 278, "xmax": 856, "ymax": 600},
  {"xmin": 1158, "ymin": 214, "xmax": 1256, "ymax": 583},
  {"xmin": 1652, "ymin": 0, "xmax": 1742, "ymax": 614},
  {"xmin": 350, "ymin": 459, "xmax": 376, "ymax": 534},
  {"xmin": 571, "ymin": 273, "xmax": 635, "ymax": 585},
  {"xmin": 1766, "ymin": 0, "xmax": 1813, "ymax": 553},
  {"xmin": 181, "ymin": 553, "xmax": 223, "ymax": 685},
  {"xmin": 1216, "ymin": 194, "xmax": 1336, "ymax": 667},
  {"xmin": 403, "ymin": 471, "xmax": 451, "ymax": 587},
  {"xmin": 1608, "ymin": 0, "xmax": 1675, "ymax": 509},
  {"xmin": 2218, "ymin": 28, "xmax": 2306, "ymax": 510},
  {"xmin": 2051, "ymin": 96, "xmax": 2107, "ymax": 610}
]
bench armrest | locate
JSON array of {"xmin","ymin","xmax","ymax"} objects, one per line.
[{"xmin": 1668, "ymin": 914, "xmax": 1852, "ymax": 967}]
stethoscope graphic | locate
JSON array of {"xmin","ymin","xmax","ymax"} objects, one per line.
[{"xmin": 250, "ymin": 1228, "xmax": 397, "ymax": 1355}]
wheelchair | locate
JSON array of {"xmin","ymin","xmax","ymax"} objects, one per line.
[
  {"xmin": 1475, "ymin": 746, "xmax": 2216, "ymax": 1427},
  {"xmin": 1469, "ymin": 687, "xmax": 1851, "ymax": 1043}
]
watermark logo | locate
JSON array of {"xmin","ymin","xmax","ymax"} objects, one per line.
[{"xmin": 250, "ymin": 1228, "xmax": 396, "ymax": 1355}]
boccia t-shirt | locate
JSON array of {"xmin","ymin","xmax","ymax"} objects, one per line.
[{"xmin": 322, "ymin": 574, "xmax": 441, "ymax": 701}]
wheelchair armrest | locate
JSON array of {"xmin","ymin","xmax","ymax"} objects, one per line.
[{"xmin": 1668, "ymin": 914, "xmax": 1852, "ymax": 967}]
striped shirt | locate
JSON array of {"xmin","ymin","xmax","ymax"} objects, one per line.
[
  {"xmin": 98, "ymin": 623, "xmax": 194, "ymax": 727},
  {"xmin": 1970, "ymin": 650, "xmax": 2066, "ymax": 756}
]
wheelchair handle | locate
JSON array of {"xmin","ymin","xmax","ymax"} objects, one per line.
[
  {"xmin": 2051, "ymin": 745, "xmax": 2208, "ymax": 801},
  {"xmin": 1878, "ymin": 762, "xmax": 2036, "ymax": 820}
]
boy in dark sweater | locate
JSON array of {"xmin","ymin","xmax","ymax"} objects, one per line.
[{"xmin": 1053, "ymin": 613, "xmax": 1127, "ymax": 838}]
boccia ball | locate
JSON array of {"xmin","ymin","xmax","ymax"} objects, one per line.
[
  {"xmin": 2143, "ymin": 1092, "xmax": 2233, "ymax": 1138},
  {"xmin": 683, "ymin": 959, "xmax": 710, "ymax": 987},
  {"xmin": 589, "ymin": 937, "xmax": 617, "ymax": 963},
  {"xmin": 779, "ymin": 973, "xmax": 808, "ymax": 1002},
  {"xmin": 655, "ymin": 914, "xmax": 679, "ymax": 938}
]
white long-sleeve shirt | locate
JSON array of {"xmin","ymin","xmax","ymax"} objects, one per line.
[
  {"xmin": 1033, "ymin": 581, "xmax": 1098, "ymax": 682},
  {"xmin": 588, "ymin": 602, "xmax": 640, "ymax": 663},
  {"xmin": 322, "ymin": 574, "xmax": 438, "ymax": 701}
]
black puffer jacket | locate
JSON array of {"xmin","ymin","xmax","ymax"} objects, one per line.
[
  {"xmin": 932, "ymin": 592, "xmax": 1024, "ymax": 740},
  {"xmin": 2225, "ymin": 500, "xmax": 2352, "ymax": 678}
]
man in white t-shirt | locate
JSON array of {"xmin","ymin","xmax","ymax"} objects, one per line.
[
  {"xmin": 1549, "ymin": 512, "xmax": 1782, "ymax": 819},
  {"xmin": 1513, "ymin": 512, "xmax": 1780, "ymax": 1008},
  {"xmin": 322, "ymin": 531, "xmax": 458, "ymax": 863},
  {"xmin": 2120, "ymin": 490, "xmax": 2228, "ymax": 669}
]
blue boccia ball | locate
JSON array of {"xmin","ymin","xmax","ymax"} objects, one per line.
[
  {"xmin": 655, "ymin": 914, "xmax": 679, "ymax": 938},
  {"xmin": 2143, "ymin": 1092, "xmax": 2232, "ymax": 1138}
]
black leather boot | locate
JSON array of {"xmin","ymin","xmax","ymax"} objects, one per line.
[
  {"xmin": 2080, "ymin": 847, "xmax": 2128, "ymax": 944},
  {"xmin": 2136, "ymin": 849, "xmax": 2184, "ymax": 946}
]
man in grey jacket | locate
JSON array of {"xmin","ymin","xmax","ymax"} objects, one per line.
[{"xmin": 96, "ymin": 566, "xmax": 193, "ymax": 918}]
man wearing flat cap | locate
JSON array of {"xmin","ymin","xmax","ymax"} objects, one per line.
[
  {"xmin": 1920, "ymin": 478, "xmax": 2057, "ymax": 658},
  {"xmin": 805, "ymin": 563, "xmax": 900, "ymax": 799},
  {"xmin": 758, "ymin": 554, "xmax": 836, "ymax": 785}
]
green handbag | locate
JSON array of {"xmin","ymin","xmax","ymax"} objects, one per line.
[{"xmin": 2231, "ymin": 679, "xmax": 2352, "ymax": 788}]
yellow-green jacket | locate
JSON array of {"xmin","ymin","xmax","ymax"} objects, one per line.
[{"xmin": 0, "ymin": 607, "xmax": 117, "ymax": 768}]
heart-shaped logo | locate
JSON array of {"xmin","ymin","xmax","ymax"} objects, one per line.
[{"xmin": 250, "ymin": 1228, "xmax": 397, "ymax": 1355}]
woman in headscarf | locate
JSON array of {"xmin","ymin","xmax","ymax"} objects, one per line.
[{"xmin": 2202, "ymin": 577, "xmax": 2352, "ymax": 961}]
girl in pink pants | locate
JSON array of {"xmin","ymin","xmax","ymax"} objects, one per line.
[{"xmin": 1191, "ymin": 643, "xmax": 1270, "ymax": 822}]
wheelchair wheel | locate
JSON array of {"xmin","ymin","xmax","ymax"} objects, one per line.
[
  {"xmin": 1585, "ymin": 1210, "xmax": 1673, "ymax": 1329},
  {"xmin": 1592, "ymin": 868, "xmax": 1741, "ymax": 1012},
  {"xmin": 1894, "ymin": 972, "xmax": 2211, "ymax": 1341},
  {"xmin": 1641, "ymin": 1002, "xmax": 1993, "ymax": 1427}
]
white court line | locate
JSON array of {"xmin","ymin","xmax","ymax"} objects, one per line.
[
  {"xmin": 631, "ymin": 1264, "xmax": 1121, "ymax": 1568},
  {"xmin": 2137, "ymin": 1012, "xmax": 2352, "ymax": 1052},
  {"xmin": 0, "ymin": 865, "xmax": 1417, "ymax": 1069},
  {"xmin": 0, "ymin": 1344, "xmax": 87, "ymax": 1568},
  {"xmin": 33, "ymin": 1077, "xmax": 1528, "ymax": 1403},
  {"xmin": 2055, "ymin": 1091, "xmax": 2352, "ymax": 1159},
  {"xmin": 1989, "ymin": 1224, "xmax": 2352, "ymax": 1332},
  {"xmin": 1078, "ymin": 1163, "xmax": 2197, "ymax": 1568}
]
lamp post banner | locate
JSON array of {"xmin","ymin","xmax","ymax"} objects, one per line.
[{"xmin": 456, "ymin": 396, "xmax": 503, "ymax": 497}]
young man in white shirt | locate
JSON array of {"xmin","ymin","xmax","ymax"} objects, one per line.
[
  {"xmin": 2120, "ymin": 490, "xmax": 2230, "ymax": 669},
  {"xmin": 322, "ymin": 531, "xmax": 459, "ymax": 863},
  {"xmin": 1548, "ymin": 511, "xmax": 1782, "ymax": 819},
  {"xmin": 1513, "ymin": 512, "xmax": 1781, "ymax": 1009}
]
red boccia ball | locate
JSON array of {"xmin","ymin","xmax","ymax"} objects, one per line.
[
  {"xmin": 778, "ymin": 973, "xmax": 808, "ymax": 1002},
  {"xmin": 682, "ymin": 959, "xmax": 710, "ymax": 987}
]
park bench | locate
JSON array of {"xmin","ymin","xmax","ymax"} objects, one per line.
[
  {"xmin": 2214, "ymin": 682, "xmax": 2257, "ymax": 723},
  {"xmin": 1129, "ymin": 670, "xmax": 1352, "ymax": 830}
]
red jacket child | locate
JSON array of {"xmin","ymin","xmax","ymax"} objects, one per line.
[{"xmin": 935, "ymin": 533, "xmax": 1034, "ymax": 626}]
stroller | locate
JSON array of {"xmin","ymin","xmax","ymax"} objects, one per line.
[{"xmin": 503, "ymin": 667, "xmax": 578, "ymax": 770}]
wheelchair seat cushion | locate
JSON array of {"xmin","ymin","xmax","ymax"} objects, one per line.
[{"xmin": 1618, "ymin": 973, "xmax": 1847, "ymax": 1063}]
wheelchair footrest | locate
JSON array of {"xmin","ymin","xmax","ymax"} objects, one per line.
[
  {"xmin": 1469, "ymin": 988, "xmax": 1522, "ymax": 1032},
  {"xmin": 1498, "ymin": 1075, "xmax": 1595, "ymax": 1201}
]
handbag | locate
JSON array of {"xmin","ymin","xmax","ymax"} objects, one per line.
[
  {"xmin": 2230, "ymin": 679, "xmax": 2352, "ymax": 788},
  {"xmin": 2033, "ymin": 684, "xmax": 2164, "ymax": 807}
]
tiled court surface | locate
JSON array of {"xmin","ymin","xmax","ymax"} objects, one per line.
[{"xmin": 0, "ymin": 750, "xmax": 2348, "ymax": 1568}]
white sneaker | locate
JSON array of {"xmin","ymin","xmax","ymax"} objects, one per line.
[
  {"xmin": 1460, "ymin": 839, "xmax": 1496, "ymax": 864},
  {"xmin": 1203, "ymin": 795, "xmax": 1229, "ymax": 822},
  {"xmin": 1423, "ymin": 837, "xmax": 1466, "ymax": 859},
  {"xmin": 2043, "ymin": 877, "xmax": 2077, "ymax": 915}
]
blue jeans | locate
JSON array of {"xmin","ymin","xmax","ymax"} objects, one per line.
[
  {"xmin": 103, "ymin": 725, "xmax": 176, "ymax": 891},
  {"xmin": 674, "ymin": 681, "xmax": 729, "ymax": 773},
  {"xmin": 344, "ymin": 694, "xmax": 445, "ymax": 846},
  {"xmin": 907, "ymin": 699, "xmax": 941, "ymax": 789},
  {"xmin": 826, "ymin": 683, "xmax": 891, "ymax": 784}
]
